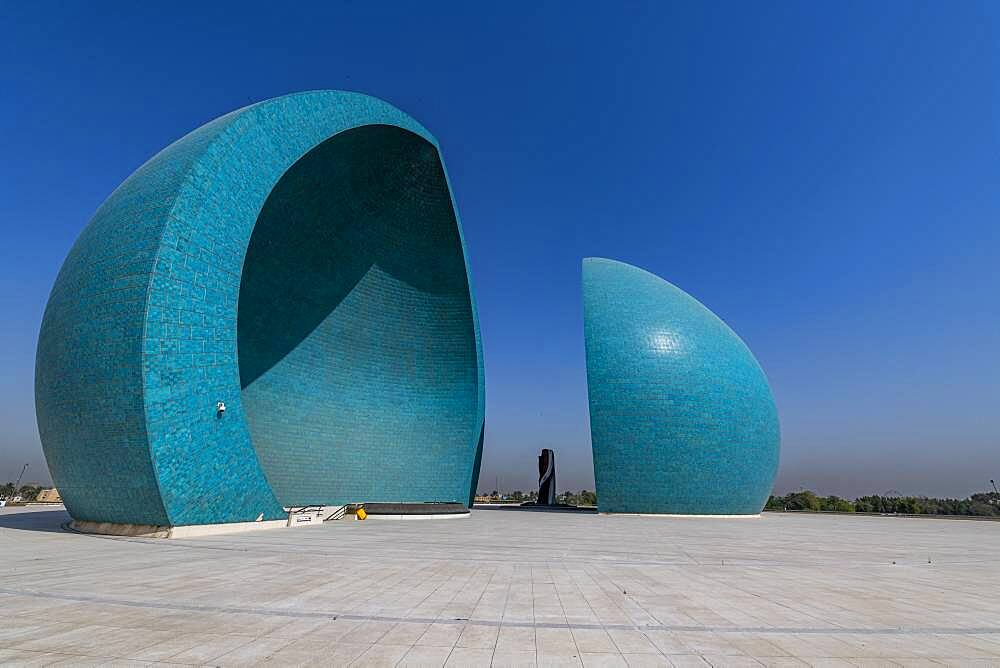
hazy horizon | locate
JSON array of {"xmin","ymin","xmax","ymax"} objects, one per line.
[{"xmin": 2, "ymin": 3, "xmax": 998, "ymax": 501}]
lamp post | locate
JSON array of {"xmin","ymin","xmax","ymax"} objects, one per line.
[{"xmin": 7, "ymin": 463, "xmax": 28, "ymax": 502}]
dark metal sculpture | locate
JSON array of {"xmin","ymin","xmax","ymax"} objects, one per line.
[{"xmin": 538, "ymin": 449, "xmax": 556, "ymax": 505}]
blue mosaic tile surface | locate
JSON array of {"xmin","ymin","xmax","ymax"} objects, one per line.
[
  {"xmin": 35, "ymin": 91, "xmax": 485, "ymax": 527},
  {"xmin": 582, "ymin": 258, "xmax": 779, "ymax": 515}
]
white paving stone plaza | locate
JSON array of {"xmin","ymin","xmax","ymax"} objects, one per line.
[{"xmin": 1, "ymin": 505, "xmax": 999, "ymax": 667}]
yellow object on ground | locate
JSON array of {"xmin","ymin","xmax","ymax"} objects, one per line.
[{"xmin": 356, "ymin": 508, "xmax": 367, "ymax": 520}]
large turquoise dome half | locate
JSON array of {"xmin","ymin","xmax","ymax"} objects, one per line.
[
  {"xmin": 582, "ymin": 258, "xmax": 779, "ymax": 515},
  {"xmin": 35, "ymin": 91, "xmax": 484, "ymax": 529}
]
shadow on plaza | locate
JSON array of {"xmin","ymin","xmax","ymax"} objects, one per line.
[
  {"xmin": 0, "ymin": 507, "xmax": 70, "ymax": 533},
  {"xmin": 0, "ymin": 504, "xmax": 601, "ymax": 534}
]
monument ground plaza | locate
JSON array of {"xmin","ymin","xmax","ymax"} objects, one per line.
[{"xmin": 2, "ymin": 506, "xmax": 1000, "ymax": 666}]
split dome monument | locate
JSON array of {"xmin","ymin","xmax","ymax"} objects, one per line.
[{"xmin": 35, "ymin": 90, "xmax": 778, "ymax": 534}]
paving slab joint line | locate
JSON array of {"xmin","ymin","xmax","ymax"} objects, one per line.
[{"xmin": 1, "ymin": 586, "xmax": 999, "ymax": 638}]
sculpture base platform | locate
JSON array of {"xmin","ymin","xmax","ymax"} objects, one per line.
[{"xmin": 361, "ymin": 502, "xmax": 469, "ymax": 520}]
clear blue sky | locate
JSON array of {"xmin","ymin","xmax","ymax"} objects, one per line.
[{"xmin": 2, "ymin": 2, "xmax": 997, "ymax": 497}]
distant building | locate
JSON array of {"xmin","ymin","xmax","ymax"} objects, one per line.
[{"xmin": 36, "ymin": 488, "xmax": 62, "ymax": 503}]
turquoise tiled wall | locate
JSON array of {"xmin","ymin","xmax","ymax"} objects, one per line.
[
  {"xmin": 239, "ymin": 125, "xmax": 479, "ymax": 507},
  {"xmin": 35, "ymin": 91, "xmax": 485, "ymax": 527},
  {"xmin": 582, "ymin": 258, "xmax": 779, "ymax": 515}
]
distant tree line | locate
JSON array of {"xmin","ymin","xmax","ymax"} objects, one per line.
[
  {"xmin": 17, "ymin": 476, "xmax": 992, "ymax": 516},
  {"xmin": 485, "ymin": 490, "xmax": 539, "ymax": 502},
  {"xmin": 481, "ymin": 489, "xmax": 598, "ymax": 507},
  {"xmin": 0, "ymin": 483, "xmax": 44, "ymax": 502},
  {"xmin": 556, "ymin": 490, "xmax": 597, "ymax": 507},
  {"xmin": 766, "ymin": 490, "xmax": 1000, "ymax": 517}
]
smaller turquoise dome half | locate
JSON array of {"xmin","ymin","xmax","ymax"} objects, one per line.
[{"xmin": 582, "ymin": 258, "xmax": 780, "ymax": 515}]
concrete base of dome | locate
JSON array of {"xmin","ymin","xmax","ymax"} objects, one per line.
[{"xmin": 69, "ymin": 518, "xmax": 289, "ymax": 538}]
